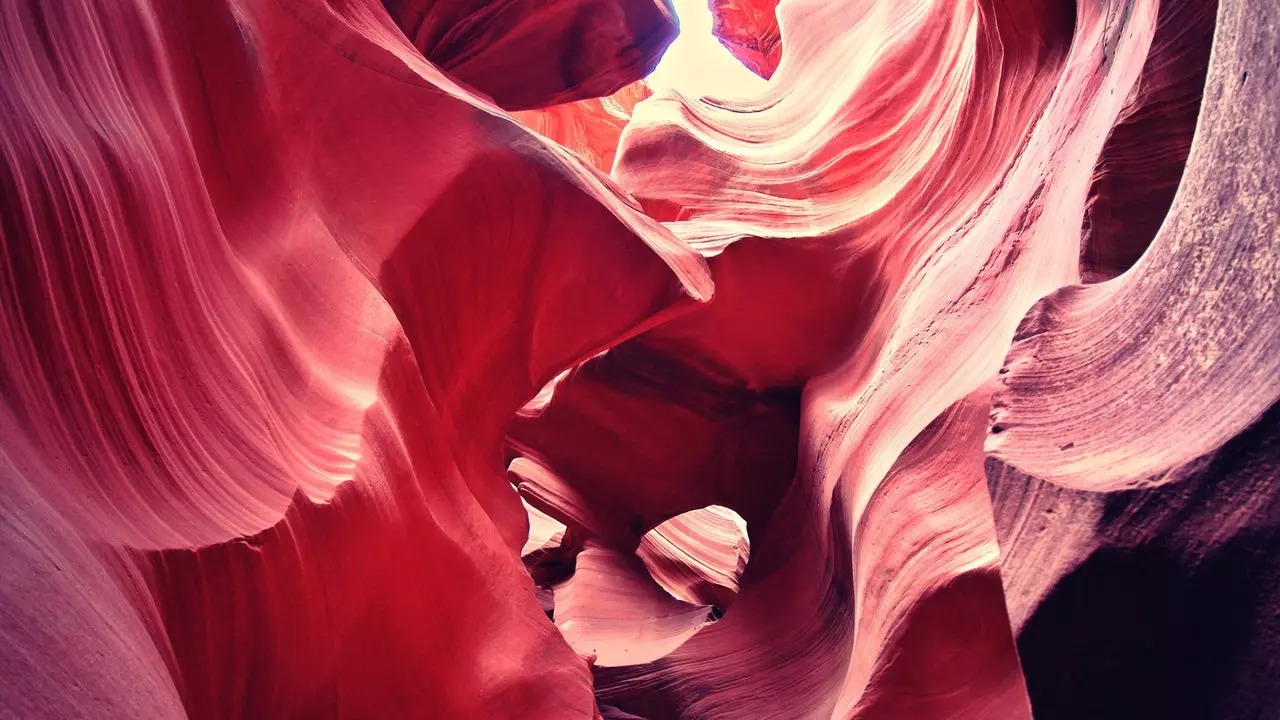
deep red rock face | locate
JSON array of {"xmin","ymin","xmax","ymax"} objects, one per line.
[
  {"xmin": 709, "ymin": 0, "xmax": 783, "ymax": 79},
  {"xmin": 1, "ymin": 0, "xmax": 1277, "ymax": 718}
]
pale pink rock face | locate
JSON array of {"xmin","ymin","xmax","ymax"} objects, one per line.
[{"xmin": 1, "ymin": 0, "xmax": 1278, "ymax": 719}]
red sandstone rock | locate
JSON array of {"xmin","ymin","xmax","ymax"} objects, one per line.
[
  {"xmin": 0, "ymin": 0, "xmax": 699, "ymax": 716},
  {"xmin": 382, "ymin": 0, "xmax": 677, "ymax": 110},
  {"xmin": 636, "ymin": 505, "xmax": 749, "ymax": 610},
  {"xmin": 710, "ymin": 0, "xmax": 783, "ymax": 79},
  {"xmin": 2, "ymin": 0, "xmax": 1278, "ymax": 717}
]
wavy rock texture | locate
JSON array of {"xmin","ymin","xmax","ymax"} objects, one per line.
[
  {"xmin": 1, "ymin": 0, "xmax": 701, "ymax": 717},
  {"xmin": 1077, "ymin": 0, "xmax": 1217, "ymax": 282},
  {"xmin": 636, "ymin": 505, "xmax": 749, "ymax": 610},
  {"xmin": 2, "ymin": 0, "xmax": 1278, "ymax": 719}
]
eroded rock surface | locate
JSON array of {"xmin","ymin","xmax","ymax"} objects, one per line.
[{"xmin": 2, "ymin": 0, "xmax": 1277, "ymax": 718}]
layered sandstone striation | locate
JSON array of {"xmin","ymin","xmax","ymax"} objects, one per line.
[{"xmin": 2, "ymin": 0, "xmax": 1277, "ymax": 718}]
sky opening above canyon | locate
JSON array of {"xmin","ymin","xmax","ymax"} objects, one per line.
[{"xmin": 647, "ymin": 0, "xmax": 770, "ymax": 97}]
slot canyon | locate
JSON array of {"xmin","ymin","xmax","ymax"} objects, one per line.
[{"xmin": 1, "ymin": 0, "xmax": 1278, "ymax": 717}]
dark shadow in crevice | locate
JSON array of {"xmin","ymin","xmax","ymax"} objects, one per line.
[
  {"xmin": 1017, "ymin": 401, "xmax": 1280, "ymax": 720},
  {"xmin": 1079, "ymin": 0, "xmax": 1218, "ymax": 283}
]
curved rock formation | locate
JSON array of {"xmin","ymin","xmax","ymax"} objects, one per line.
[
  {"xmin": 1, "ymin": 0, "xmax": 700, "ymax": 716},
  {"xmin": 382, "ymin": 0, "xmax": 678, "ymax": 110},
  {"xmin": 3, "ymin": 0, "xmax": 1278, "ymax": 717},
  {"xmin": 987, "ymin": 0, "xmax": 1279, "ymax": 493},
  {"xmin": 636, "ymin": 505, "xmax": 750, "ymax": 610},
  {"xmin": 1077, "ymin": 0, "xmax": 1217, "ymax": 282},
  {"xmin": 710, "ymin": 0, "xmax": 783, "ymax": 79}
]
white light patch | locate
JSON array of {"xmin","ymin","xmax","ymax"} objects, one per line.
[{"xmin": 647, "ymin": 0, "xmax": 770, "ymax": 98}]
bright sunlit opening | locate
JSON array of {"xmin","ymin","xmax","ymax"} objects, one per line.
[{"xmin": 646, "ymin": 0, "xmax": 770, "ymax": 98}]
